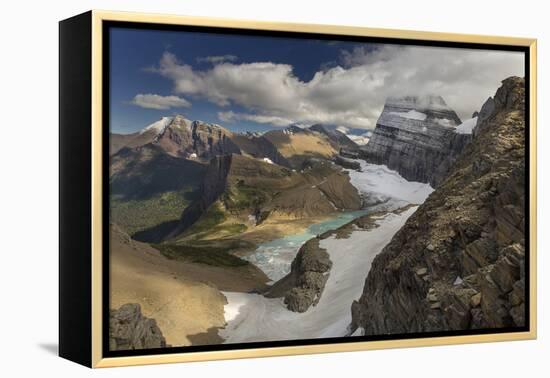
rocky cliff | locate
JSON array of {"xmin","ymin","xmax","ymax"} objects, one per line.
[
  {"xmin": 351, "ymin": 77, "xmax": 526, "ymax": 335},
  {"xmin": 109, "ymin": 303, "xmax": 168, "ymax": 350},
  {"xmin": 361, "ymin": 95, "xmax": 471, "ymax": 187}
]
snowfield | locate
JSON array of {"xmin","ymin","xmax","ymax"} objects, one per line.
[
  {"xmin": 219, "ymin": 206, "xmax": 417, "ymax": 343},
  {"xmin": 347, "ymin": 160, "xmax": 433, "ymax": 204},
  {"xmin": 389, "ymin": 109, "xmax": 427, "ymax": 121}
]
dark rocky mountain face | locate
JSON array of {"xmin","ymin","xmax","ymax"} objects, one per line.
[
  {"xmin": 351, "ymin": 77, "xmax": 526, "ymax": 335},
  {"xmin": 109, "ymin": 303, "xmax": 168, "ymax": 350},
  {"xmin": 361, "ymin": 95, "xmax": 471, "ymax": 187}
]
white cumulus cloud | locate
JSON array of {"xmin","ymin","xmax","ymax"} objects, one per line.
[
  {"xmin": 130, "ymin": 93, "xmax": 191, "ymax": 110},
  {"xmin": 151, "ymin": 45, "xmax": 523, "ymax": 129}
]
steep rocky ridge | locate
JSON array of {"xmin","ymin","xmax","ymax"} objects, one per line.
[
  {"xmin": 361, "ymin": 95, "xmax": 471, "ymax": 187},
  {"xmin": 351, "ymin": 77, "xmax": 526, "ymax": 334}
]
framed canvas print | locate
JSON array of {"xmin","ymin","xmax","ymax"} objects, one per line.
[{"xmin": 59, "ymin": 10, "xmax": 537, "ymax": 368}]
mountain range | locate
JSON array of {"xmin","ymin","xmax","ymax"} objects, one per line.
[
  {"xmin": 110, "ymin": 92, "xmax": 482, "ymax": 243},
  {"xmin": 110, "ymin": 116, "xmax": 363, "ymax": 241}
]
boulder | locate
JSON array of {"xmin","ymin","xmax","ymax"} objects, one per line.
[{"xmin": 109, "ymin": 303, "xmax": 168, "ymax": 351}]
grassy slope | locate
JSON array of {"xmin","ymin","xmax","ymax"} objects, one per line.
[
  {"xmin": 263, "ymin": 130, "xmax": 337, "ymax": 167},
  {"xmin": 111, "ymin": 190, "xmax": 196, "ymax": 236}
]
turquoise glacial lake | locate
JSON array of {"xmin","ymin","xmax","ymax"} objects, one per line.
[{"xmin": 242, "ymin": 209, "xmax": 376, "ymax": 282}]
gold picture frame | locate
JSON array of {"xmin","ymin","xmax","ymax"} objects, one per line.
[{"xmin": 59, "ymin": 10, "xmax": 537, "ymax": 368}]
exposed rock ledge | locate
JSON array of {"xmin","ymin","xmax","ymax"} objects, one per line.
[{"xmin": 109, "ymin": 303, "xmax": 169, "ymax": 351}]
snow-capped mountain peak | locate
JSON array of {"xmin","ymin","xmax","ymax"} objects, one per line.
[{"xmin": 139, "ymin": 117, "xmax": 174, "ymax": 135}]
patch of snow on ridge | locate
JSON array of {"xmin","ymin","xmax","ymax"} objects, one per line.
[
  {"xmin": 219, "ymin": 207, "xmax": 417, "ymax": 343},
  {"xmin": 263, "ymin": 157, "xmax": 274, "ymax": 164},
  {"xmin": 346, "ymin": 160, "xmax": 433, "ymax": 204},
  {"xmin": 389, "ymin": 109, "xmax": 427, "ymax": 121},
  {"xmin": 336, "ymin": 126, "xmax": 349, "ymax": 134},
  {"xmin": 434, "ymin": 118, "xmax": 457, "ymax": 127},
  {"xmin": 347, "ymin": 134, "xmax": 370, "ymax": 146},
  {"xmin": 455, "ymin": 117, "xmax": 478, "ymax": 134},
  {"xmin": 139, "ymin": 117, "xmax": 173, "ymax": 135}
]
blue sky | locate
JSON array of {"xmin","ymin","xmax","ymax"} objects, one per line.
[
  {"xmin": 109, "ymin": 27, "xmax": 524, "ymax": 135},
  {"xmin": 109, "ymin": 27, "xmax": 362, "ymax": 134}
]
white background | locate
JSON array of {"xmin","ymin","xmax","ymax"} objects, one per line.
[{"xmin": 0, "ymin": 0, "xmax": 547, "ymax": 376}]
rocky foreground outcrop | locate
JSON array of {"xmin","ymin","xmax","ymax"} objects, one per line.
[
  {"xmin": 361, "ymin": 95, "xmax": 471, "ymax": 187},
  {"xmin": 351, "ymin": 77, "xmax": 526, "ymax": 334},
  {"xmin": 109, "ymin": 303, "xmax": 168, "ymax": 350}
]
